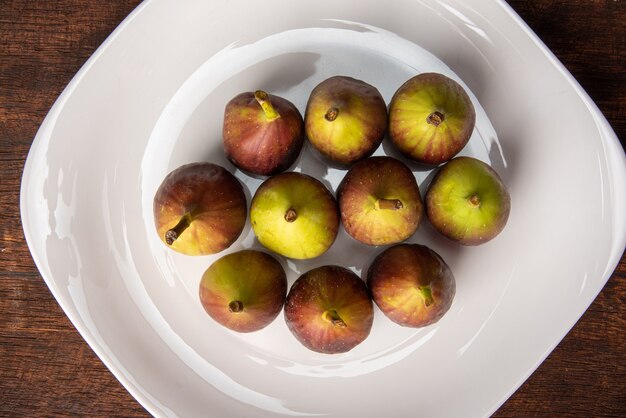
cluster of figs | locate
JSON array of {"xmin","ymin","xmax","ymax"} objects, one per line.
[{"xmin": 153, "ymin": 72, "xmax": 511, "ymax": 354}]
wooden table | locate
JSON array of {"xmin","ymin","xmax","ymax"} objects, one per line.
[{"xmin": 1, "ymin": 1, "xmax": 624, "ymax": 416}]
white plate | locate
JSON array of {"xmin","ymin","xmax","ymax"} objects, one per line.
[{"xmin": 20, "ymin": 0, "xmax": 626, "ymax": 417}]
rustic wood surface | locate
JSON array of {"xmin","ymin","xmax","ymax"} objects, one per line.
[{"xmin": 1, "ymin": 0, "xmax": 624, "ymax": 416}]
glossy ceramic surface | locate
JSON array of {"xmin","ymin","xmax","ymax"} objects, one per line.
[{"xmin": 20, "ymin": 0, "xmax": 626, "ymax": 417}]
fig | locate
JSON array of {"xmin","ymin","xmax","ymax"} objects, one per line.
[
  {"xmin": 367, "ymin": 244, "xmax": 455, "ymax": 327},
  {"xmin": 223, "ymin": 90, "xmax": 304, "ymax": 176},
  {"xmin": 337, "ymin": 156, "xmax": 423, "ymax": 246},
  {"xmin": 304, "ymin": 76, "xmax": 387, "ymax": 165},
  {"xmin": 388, "ymin": 72, "xmax": 476, "ymax": 165},
  {"xmin": 250, "ymin": 172, "xmax": 339, "ymax": 259},
  {"xmin": 153, "ymin": 162, "xmax": 246, "ymax": 256},
  {"xmin": 285, "ymin": 265, "xmax": 374, "ymax": 354},
  {"xmin": 199, "ymin": 250, "xmax": 287, "ymax": 333},
  {"xmin": 425, "ymin": 156, "xmax": 510, "ymax": 245}
]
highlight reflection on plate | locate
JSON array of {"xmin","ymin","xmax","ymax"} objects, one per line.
[{"xmin": 21, "ymin": 1, "xmax": 626, "ymax": 417}]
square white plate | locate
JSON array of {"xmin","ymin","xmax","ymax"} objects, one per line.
[{"xmin": 20, "ymin": 0, "xmax": 626, "ymax": 417}]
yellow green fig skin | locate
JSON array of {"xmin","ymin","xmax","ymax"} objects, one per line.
[
  {"xmin": 425, "ymin": 156, "xmax": 511, "ymax": 245},
  {"xmin": 285, "ymin": 265, "xmax": 374, "ymax": 354},
  {"xmin": 199, "ymin": 250, "xmax": 287, "ymax": 333},
  {"xmin": 337, "ymin": 156, "xmax": 423, "ymax": 246},
  {"xmin": 305, "ymin": 76, "xmax": 387, "ymax": 165},
  {"xmin": 153, "ymin": 162, "xmax": 247, "ymax": 256},
  {"xmin": 250, "ymin": 172, "xmax": 339, "ymax": 260},
  {"xmin": 389, "ymin": 72, "xmax": 476, "ymax": 165},
  {"xmin": 367, "ymin": 244, "xmax": 455, "ymax": 327},
  {"xmin": 223, "ymin": 91, "xmax": 304, "ymax": 176}
]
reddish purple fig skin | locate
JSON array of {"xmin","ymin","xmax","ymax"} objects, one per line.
[
  {"xmin": 285, "ymin": 266, "xmax": 374, "ymax": 354},
  {"xmin": 153, "ymin": 162, "xmax": 247, "ymax": 256},
  {"xmin": 337, "ymin": 156, "xmax": 423, "ymax": 246},
  {"xmin": 367, "ymin": 244, "xmax": 455, "ymax": 328},
  {"xmin": 223, "ymin": 92, "xmax": 304, "ymax": 176}
]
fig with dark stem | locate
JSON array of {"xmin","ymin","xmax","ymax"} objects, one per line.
[
  {"xmin": 153, "ymin": 162, "xmax": 247, "ymax": 256},
  {"xmin": 199, "ymin": 250, "xmax": 287, "ymax": 332},
  {"xmin": 250, "ymin": 172, "xmax": 339, "ymax": 260},
  {"xmin": 389, "ymin": 72, "xmax": 476, "ymax": 165},
  {"xmin": 425, "ymin": 156, "xmax": 510, "ymax": 245},
  {"xmin": 305, "ymin": 76, "xmax": 387, "ymax": 165}
]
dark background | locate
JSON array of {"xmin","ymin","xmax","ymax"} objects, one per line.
[{"xmin": 1, "ymin": 1, "xmax": 624, "ymax": 416}]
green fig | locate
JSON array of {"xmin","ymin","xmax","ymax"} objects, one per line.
[
  {"xmin": 250, "ymin": 172, "xmax": 339, "ymax": 259},
  {"xmin": 199, "ymin": 250, "xmax": 287, "ymax": 332},
  {"xmin": 425, "ymin": 156, "xmax": 511, "ymax": 245},
  {"xmin": 389, "ymin": 72, "xmax": 476, "ymax": 165},
  {"xmin": 305, "ymin": 76, "xmax": 387, "ymax": 165}
]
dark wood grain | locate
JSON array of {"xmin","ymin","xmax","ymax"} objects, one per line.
[{"xmin": 1, "ymin": 1, "xmax": 624, "ymax": 417}]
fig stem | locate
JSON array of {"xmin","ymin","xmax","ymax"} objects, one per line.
[
  {"xmin": 427, "ymin": 111, "xmax": 445, "ymax": 126},
  {"xmin": 229, "ymin": 300, "xmax": 244, "ymax": 313},
  {"xmin": 254, "ymin": 90, "xmax": 280, "ymax": 121},
  {"xmin": 468, "ymin": 194, "xmax": 481, "ymax": 207},
  {"xmin": 165, "ymin": 213, "xmax": 193, "ymax": 245},
  {"xmin": 284, "ymin": 207, "xmax": 298, "ymax": 223},
  {"xmin": 375, "ymin": 198, "xmax": 404, "ymax": 210},
  {"xmin": 323, "ymin": 309, "xmax": 347, "ymax": 328},
  {"xmin": 419, "ymin": 286, "xmax": 434, "ymax": 307},
  {"xmin": 325, "ymin": 107, "xmax": 339, "ymax": 121}
]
